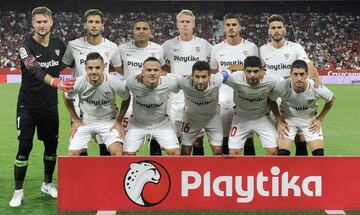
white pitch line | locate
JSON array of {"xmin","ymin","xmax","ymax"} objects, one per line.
[
  {"xmin": 96, "ymin": 211, "xmax": 117, "ymax": 215},
  {"xmin": 324, "ymin": 210, "xmax": 346, "ymax": 214}
]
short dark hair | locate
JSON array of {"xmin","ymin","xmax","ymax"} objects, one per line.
[
  {"xmin": 85, "ymin": 52, "xmax": 104, "ymax": 64},
  {"xmin": 267, "ymin": 14, "xmax": 285, "ymax": 25},
  {"xmin": 134, "ymin": 18, "xmax": 152, "ymax": 30},
  {"xmin": 31, "ymin": 6, "xmax": 52, "ymax": 18},
  {"xmin": 192, "ymin": 61, "xmax": 210, "ymax": 75},
  {"xmin": 291, "ymin": 60, "xmax": 308, "ymax": 73},
  {"xmin": 223, "ymin": 13, "xmax": 240, "ymax": 25},
  {"xmin": 143, "ymin": 57, "xmax": 161, "ymax": 65},
  {"xmin": 244, "ymin": 56, "xmax": 262, "ymax": 69},
  {"xmin": 84, "ymin": 9, "xmax": 104, "ymax": 23}
]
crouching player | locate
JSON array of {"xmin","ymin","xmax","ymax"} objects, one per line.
[
  {"xmin": 123, "ymin": 57, "xmax": 180, "ymax": 155},
  {"xmin": 271, "ymin": 60, "xmax": 335, "ymax": 156},
  {"xmin": 176, "ymin": 61, "xmax": 223, "ymax": 155},
  {"xmin": 224, "ymin": 56, "xmax": 279, "ymax": 156},
  {"xmin": 63, "ymin": 52, "xmax": 130, "ymax": 156}
]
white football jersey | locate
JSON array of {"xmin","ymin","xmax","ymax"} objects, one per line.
[
  {"xmin": 270, "ymin": 79, "xmax": 334, "ymax": 119},
  {"xmin": 260, "ymin": 41, "xmax": 310, "ymax": 80},
  {"xmin": 162, "ymin": 36, "xmax": 212, "ymax": 102},
  {"xmin": 225, "ymin": 71, "xmax": 277, "ymax": 119},
  {"xmin": 126, "ymin": 74, "xmax": 179, "ymax": 126},
  {"xmin": 119, "ymin": 40, "xmax": 165, "ymax": 79},
  {"xmin": 175, "ymin": 73, "xmax": 223, "ymax": 121},
  {"xmin": 210, "ymin": 39, "xmax": 259, "ymax": 108},
  {"xmin": 66, "ymin": 74, "xmax": 129, "ymax": 124},
  {"xmin": 62, "ymin": 37, "xmax": 122, "ymax": 77}
]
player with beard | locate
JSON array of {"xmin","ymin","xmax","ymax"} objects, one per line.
[
  {"xmin": 270, "ymin": 60, "xmax": 335, "ymax": 156},
  {"xmin": 260, "ymin": 14, "xmax": 321, "ymax": 156},
  {"xmin": 64, "ymin": 52, "xmax": 130, "ymax": 156},
  {"xmin": 118, "ymin": 19, "xmax": 165, "ymax": 155},
  {"xmin": 62, "ymin": 9, "xmax": 122, "ymax": 156},
  {"xmin": 10, "ymin": 6, "xmax": 74, "ymax": 207},
  {"xmin": 210, "ymin": 13, "xmax": 258, "ymax": 155}
]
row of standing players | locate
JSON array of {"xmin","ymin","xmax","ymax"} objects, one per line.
[{"xmin": 10, "ymin": 7, "xmax": 331, "ymax": 207}]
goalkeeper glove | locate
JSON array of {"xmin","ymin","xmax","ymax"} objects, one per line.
[{"xmin": 50, "ymin": 78, "xmax": 75, "ymax": 93}]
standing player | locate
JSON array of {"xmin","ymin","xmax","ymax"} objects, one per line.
[
  {"xmin": 162, "ymin": 9, "xmax": 212, "ymax": 155},
  {"xmin": 64, "ymin": 52, "xmax": 130, "ymax": 156},
  {"xmin": 176, "ymin": 61, "xmax": 223, "ymax": 155},
  {"xmin": 210, "ymin": 13, "xmax": 258, "ymax": 155},
  {"xmin": 62, "ymin": 9, "xmax": 122, "ymax": 156},
  {"xmin": 271, "ymin": 60, "xmax": 335, "ymax": 156},
  {"xmin": 224, "ymin": 56, "xmax": 278, "ymax": 156},
  {"xmin": 118, "ymin": 18, "xmax": 165, "ymax": 155},
  {"xmin": 260, "ymin": 14, "xmax": 321, "ymax": 156},
  {"xmin": 123, "ymin": 57, "xmax": 180, "ymax": 155},
  {"xmin": 9, "ymin": 6, "xmax": 74, "ymax": 207}
]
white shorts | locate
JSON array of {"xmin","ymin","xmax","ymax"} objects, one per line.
[
  {"xmin": 181, "ymin": 112, "xmax": 223, "ymax": 147},
  {"xmin": 229, "ymin": 115, "xmax": 277, "ymax": 149},
  {"xmin": 72, "ymin": 97, "xmax": 105, "ymax": 145},
  {"xmin": 168, "ymin": 101, "xmax": 184, "ymax": 137},
  {"xmin": 123, "ymin": 118, "xmax": 179, "ymax": 153},
  {"xmin": 220, "ymin": 106, "xmax": 233, "ymax": 137},
  {"xmin": 284, "ymin": 117, "xmax": 324, "ymax": 142},
  {"xmin": 69, "ymin": 121, "xmax": 122, "ymax": 150}
]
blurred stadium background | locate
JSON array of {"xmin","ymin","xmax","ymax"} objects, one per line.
[{"xmin": 0, "ymin": 0, "xmax": 359, "ymax": 214}]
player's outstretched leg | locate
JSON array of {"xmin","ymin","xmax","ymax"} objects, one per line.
[
  {"xmin": 150, "ymin": 140, "xmax": 162, "ymax": 156},
  {"xmin": 243, "ymin": 138, "xmax": 256, "ymax": 155}
]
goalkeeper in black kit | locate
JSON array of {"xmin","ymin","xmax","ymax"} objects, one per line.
[{"xmin": 9, "ymin": 6, "xmax": 74, "ymax": 207}]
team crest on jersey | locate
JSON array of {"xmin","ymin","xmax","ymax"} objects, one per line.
[
  {"xmin": 104, "ymin": 51, "xmax": 111, "ymax": 58},
  {"xmin": 195, "ymin": 47, "xmax": 201, "ymax": 52},
  {"xmin": 159, "ymin": 93, "xmax": 168, "ymax": 101},
  {"xmin": 243, "ymin": 50, "xmax": 249, "ymax": 57},
  {"xmin": 19, "ymin": 47, "xmax": 28, "ymax": 59},
  {"xmin": 55, "ymin": 49, "xmax": 60, "ymax": 56},
  {"xmin": 284, "ymin": 53, "xmax": 291, "ymax": 60},
  {"xmin": 104, "ymin": 91, "xmax": 112, "ymax": 99},
  {"xmin": 169, "ymin": 74, "xmax": 177, "ymax": 80}
]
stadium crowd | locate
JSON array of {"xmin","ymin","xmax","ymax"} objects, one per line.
[{"xmin": 0, "ymin": 11, "xmax": 359, "ymax": 69}]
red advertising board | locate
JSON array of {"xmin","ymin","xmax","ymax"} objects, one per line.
[
  {"xmin": 58, "ymin": 156, "xmax": 360, "ymax": 211},
  {"xmin": 318, "ymin": 69, "xmax": 360, "ymax": 76}
]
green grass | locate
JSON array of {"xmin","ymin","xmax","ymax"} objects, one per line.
[{"xmin": 0, "ymin": 84, "xmax": 360, "ymax": 214}]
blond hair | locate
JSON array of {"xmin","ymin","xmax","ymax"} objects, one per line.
[{"xmin": 176, "ymin": 9, "xmax": 195, "ymax": 22}]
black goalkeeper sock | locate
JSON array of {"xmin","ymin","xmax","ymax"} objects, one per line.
[
  {"xmin": 43, "ymin": 155, "xmax": 56, "ymax": 183},
  {"xmin": 295, "ymin": 141, "xmax": 308, "ymax": 156},
  {"xmin": 14, "ymin": 160, "xmax": 28, "ymax": 190},
  {"xmin": 150, "ymin": 140, "xmax": 162, "ymax": 156},
  {"xmin": 244, "ymin": 138, "xmax": 256, "ymax": 156}
]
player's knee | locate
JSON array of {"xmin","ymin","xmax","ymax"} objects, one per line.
[
  {"xmin": 277, "ymin": 149, "xmax": 291, "ymax": 156},
  {"xmin": 18, "ymin": 139, "xmax": 33, "ymax": 157},
  {"xmin": 312, "ymin": 148, "xmax": 324, "ymax": 156}
]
